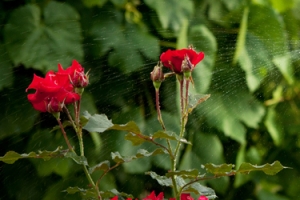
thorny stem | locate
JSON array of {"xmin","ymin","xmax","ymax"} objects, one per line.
[
  {"xmin": 173, "ymin": 76, "xmax": 190, "ymax": 200},
  {"xmin": 75, "ymin": 100, "xmax": 101, "ymax": 200},
  {"xmin": 155, "ymin": 89, "xmax": 166, "ymax": 131},
  {"xmin": 64, "ymin": 106, "xmax": 77, "ymax": 132},
  {"xmin": 57, "ymin": 118, "xmax": 74, "ymax": 152}
]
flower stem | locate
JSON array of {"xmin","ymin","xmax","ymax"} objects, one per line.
[
  {"xmin": 57, "ymin": 118, "xmax": 74, "ymax": 152},
  {"xmin": 75, "ymin": 100, "xmax": 101, "ymax": 200},
  {"xmin": 155, "ymin": 89, "xmax": 166, "ymax": 131}
]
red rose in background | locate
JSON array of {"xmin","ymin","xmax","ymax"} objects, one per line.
[
  {"xmin": 142, "ymin": 191, "xmax": 164, "ymax": 200},
  {"xmin": 58, "ymin": 60, "xmax": 89, "ymax": 88},
  {"xmin": 26, "ymin": 70, "xmax": 80, "ymax": 112},
  {"xmin": 160, "ymin": 49, "xmax": 204, "ymax": 73}
]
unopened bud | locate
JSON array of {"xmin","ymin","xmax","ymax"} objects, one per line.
[
  {"xmin": 182, "ymin": 55, "xmax": 193, "ymax": 79},
  {"xmin": 46, "ymin": 97, "xmax": 64, "ymax": 114},
  {"xmin": 151, "ymin": 62, "xmax": 164, "ymax": 89},
  {"xmin": 71, "ymin": 70, "xmax": 89, "ymax": 88}
]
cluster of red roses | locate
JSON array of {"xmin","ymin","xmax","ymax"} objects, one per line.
[
  {"xmin": 26, "ymin": 60, "xmax": 88, "ymax": 113},
  {"xmin": 112, "ymin": 191, "xmax": 208, "ymax": 200}
]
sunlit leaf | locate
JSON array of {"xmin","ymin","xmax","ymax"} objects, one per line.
[
  {"xmin": 145, "ymin": 171, "xmax": 173, "ymax": 186},
  {"xmin": 110, "ymin": 121, "xmax": 141, "ymax": 135},
  {"xmin": 0, "ymin": 147, "xmax": 64, "ymax": 164},
  {"xmin": 124, "ymin": 132, "xmax": 147, "ymax": 146},
  {"xmin": 83, "ymin": 111, "xmax": 113, "ymax": 133},
  {"xmin": 100, "ymin": 189, "xmax": 133, "ymax": 198},
  {"xmin": 4, "ymin": 2, "xmax": 83, "ymax": 71},
  {"xmin": 166, "ymin": 169, "xmax": 199, "ymax": 178},
  {"xmin": 89, "ymin": 160, "xmax": 110, "ymax": 174},
  {"xmin": 183, "ymin": 182, "xmax": 217, "ymax": 198},
  {"xmin": 187, "ymin": 93, "xmax": 211, "ymax": 113},
  {"xmin": 204, "ymin": 163, "xmax": 235, "ymax": 176},
  {"xmin": 152, "ymin": 131, "xmax": 191, "ymax": 144},
  {"xmin": 64, "ymin": 152, "xmax": 88, "ymax": 166},
  {"xmin": 111, "ymin": 148, "xmax": 166, "ymax": 163},
  {"xmin": 237, "ymin": 161, "xmax": 287, "ymax": 175},
  {"xmin": 189, "ymin": 25, "xmax": 217, "ymax": 93},
  {"xmin": 264, "ymin": 106, "xmax": 283, "ymax": 146},
  {"xmin": 64, "ymin": 187, "xmax": 97, "ymax": 200}
]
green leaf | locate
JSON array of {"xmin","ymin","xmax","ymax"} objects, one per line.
[
  {"xmin": 146, "ymin": 171, "xmax": 173, "ymax": 186},
  {"xmin": 90, "ymin": 16, "xmax": 159, "ymax": 73},
  {"xmin": 124, "ymin": 132, "xmax": 147, "ymax": 146},
  {"xmin": 176, "ymin": 19, "xmax": 189, "ymax": 49},
  {"xmin": 83, "ymin": 112, "xmax": 114, "ymax": 133},
  {"xmin": 64, "ymin": 152, "xmax": 88, "ymax": 166},
  {"xmin": 82, "ymin": 0, "xmax": 108, "ymax": 7},
  {"xmin": 247, "ymin": 5, "xmax": 294, "ymax": 84},
  {"xmin": 270, "ymin": 0, "xmax": 295, "ymax": 12},
  {"xmin": 264, "ymin": 106, "xmax": 283, "ymax": 146},
  {"xmin": 0, "ymin": 147, "xmax": 64, "ymax": 164},
  {"xmin": 187, "ymin": 93, "xmax": 211, "ymax": 114},
  {"xmin": 111, "ymin": 148, "xmax": 166, "ymax": 163},
  {"xmin": 89, "ymin": 160, "xmax": 110, "ymax": 174},
  {"xmin": 100, "ymin": 189, "xmax": 133, "ymax": 198},
  {"xmin": 4, "ymin": 2, "xmax": 83, "ymax": 71},
  {"xmin": 152, "ymin": 131, "xmax": 191, "ymax": 144},
  {"xmin": 64, "ymin": 187, "xmax": 97, "ymax": 200},
  {"xmin": 166, "ymin": 169, "xmax": 199, "ymax": 178},
  {"xmin": 144, "ymin": 0, "xmax": 194, "ymax": 32},
  {"xmin": 110, "ymin": 121, "xmax": 141, "ymax": 135},
  {"xmin": 233, "ymin": 7, "xmax": 249, "ymax": 65},
  {"xmin": 183, "ymin": 182, "xmax": 217, "ymax": 198},
  {"xmin": 189, "ymin": 25, "xmax": 217, "ymax": 93},
  {"xmin": 204, "ymin": 163, "xmax": 235, "ymax": 176},
  {"xmin": 237, "ymin": 161, "xmax": 287, "ymax": 175},
  {"xmin": 238, "ymin": 33, "xmax": 273, "ymax": 91}
]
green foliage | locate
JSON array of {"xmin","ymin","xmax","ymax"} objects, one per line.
[
  {"xmin": 4, "ymin": 2, "xmax": 83, "ymax": 71},
  {"xmin": 1, "ymin": 0, "xmax": 300, "ymax": 199}
]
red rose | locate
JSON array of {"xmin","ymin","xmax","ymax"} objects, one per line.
[
  {"xmin": 160, "ymin": 49, "xmax": 204, "ymax": 73},
  {"xmin": 143, "ymin": 191, "xmax": 164, "ymax": 200},
  {"xmin": 26, "ymin": 70, "xmax": 80, "ymax": 112},
  {"xmin": 58, "ymin": 60, "xmax": 89, "ymax": 88}
]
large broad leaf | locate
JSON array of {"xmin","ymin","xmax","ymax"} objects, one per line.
[
  {"xmin": 144, "ymin": 0, "xmax": 194, "ymax": 32},
  {"xmin": 247, "ymin": 5, "xmax": 294, "ymax": 84},
  {"xmin": 264, "ymin": 106, "xmax": 284, "ymax": 146},
  {"xmin": 200, "ymin": 87, "xmax": 265, "ymax": 143},
  {"xmin": 90, "ymin": 13, "xmax": 159, "ymax": 73},
  {"xmin": 189, "ymin": 25, "xmax": 217, "ymax": 93},
  {"xmin": 83, "ymin": 111, "xmax": 114, "ymax": 133},
  {"xmin": 4, "ymin": 2, "xmax": 83, "ymax": 71}
]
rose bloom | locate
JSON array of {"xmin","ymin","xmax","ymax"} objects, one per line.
[
  {"xmin": 160, "ymin": 48, "xmax": 204, "ymax": 73},
  {"xmin": 57, "ymin": 60, "xmax": 89, "ymax": 88},
  {"xmin": 26, "ymin": 69, "xmax": 80, "ymax": 113}
]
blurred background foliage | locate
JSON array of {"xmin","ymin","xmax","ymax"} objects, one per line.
[{"xmin": 1, "ymin": 0, "xmax": 300, "ymax": 199}]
